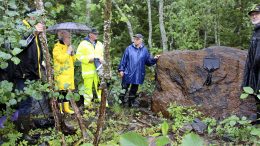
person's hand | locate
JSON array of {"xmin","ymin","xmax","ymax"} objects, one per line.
[
  {"xmin": 89, "ymin": 57, "xmax": 94, "ymax": 62},
  {"xmin": 67, "ymin": 45, "xmax": 74, "ymax": 55},
  {"xmin": 35, "ymin": 23, "xmax": 44, "ymax": 32},
  {"xmin": 119, "ymin": 71, "xmax": 124, "ymax": 78},
  {"xmin": 154, "ymin": 55, "xmax": 161, "ymax": 59}
]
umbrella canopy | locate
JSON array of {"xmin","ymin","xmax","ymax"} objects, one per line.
[{"xmin": 46, "ymin": 22, "xmax": 91, "ymax": 34}]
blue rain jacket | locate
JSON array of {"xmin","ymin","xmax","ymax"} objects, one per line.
[{"xmin": 118, "ymin": 43, "xmax": 157, "ymax": 84}]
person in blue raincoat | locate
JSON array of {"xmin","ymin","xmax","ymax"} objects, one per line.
[{"xmin": 118, "ymin": 34, "xmax": 160, "ymax": 107}]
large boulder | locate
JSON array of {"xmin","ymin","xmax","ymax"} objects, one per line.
[{"xmin": 151, "ymin": 46, "xmax": 256, "ymax": 120}]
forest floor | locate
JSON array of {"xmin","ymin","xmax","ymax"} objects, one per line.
[{"xmin": 1, "ymin": 95, "xmax": 257, "ymax": 145}]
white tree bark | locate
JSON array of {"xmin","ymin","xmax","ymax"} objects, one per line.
[
  {"xmin": 86, "ymin": 0, "xmax": 91, "ymax": 23},
  {"xmin": 159, "ymin": 0, "xmax": 168, "ymax": 52},
  {"xmin": 112, "ymin": 0, "xmax": 134, "ymax": 41},
  {"xmin": 147, "ymin": 0, "xmax": 152, "ymax": 48}
]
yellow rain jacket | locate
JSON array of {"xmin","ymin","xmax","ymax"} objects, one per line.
[
  {"xmin": 76, "ymin": 39, "xmax": 104, "ymax": 78},
  {"xmin": 53, "ymin": 41, "xmax": 76, "ymax": 90},
  {"xmin": 76, "ymin": 39, "xmax": 104, "ymax": 105}
]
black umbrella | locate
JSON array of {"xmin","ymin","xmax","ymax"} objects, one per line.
[{"xmin": 46, "ymin": 22, "xmax": 91, "ymax": 34}]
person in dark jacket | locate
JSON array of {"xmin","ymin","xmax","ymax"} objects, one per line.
[
  {"xmin": 242, "ymin": 5, "xmax": 260, "ymax": 123},
  {"xmin": 118, "ymin": 34, "xmax": 160, "ymax": 107},
  {"xmin": 13, "ymin": 9, "xmax": 44, "ymax": 143}
]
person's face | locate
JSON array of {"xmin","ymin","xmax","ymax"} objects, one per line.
[
  {"xmin": 250, "ymin": 11, "xmax": 260, "ymax": 25},
  {"xmin": 133, "ymin": 37, "xmax": 142, "ymax": 46},
  {"xmin": 89, "ymin": 33, "xmax": 98, "ymax": 41},
  {"xmin": 63, "ymin": 34, "xmax": 71, "ymax": 46}
]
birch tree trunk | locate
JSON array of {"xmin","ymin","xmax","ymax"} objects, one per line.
[
  {"xmin": 34, "ymin": 0, "xmax": 65, "ymax": 145},
  {"xmin": 86, "ymin": 0, "xmax": 91, "ymax": 23},
  {"xmin": 159, "ymin": 0, "xmax": 168, "ymax": 52},
  {"xmin": 93, "ymin": 0, "xmax": 112, "ymax": 145},
  {"xmin": 112, "ymin": 0, "xmax": 133, "ymax": 41},
  {"xmin": 147, "ymin": 0, "xmax": 152, "ymax": 48}
]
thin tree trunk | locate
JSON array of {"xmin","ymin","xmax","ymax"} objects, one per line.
[
  {"xmin": 112, "ymin": 0, "xmax": 133, "ymax": 41},
  {"xmin": 70, "ymin": 99, "xmax": 88, "ymax": 141},
  {"xmin": 204, "ymin": 29, "xmax": 207, "ymax": 48},
  {"xmin": 93, "ymin": 0, "xmax": 112, "ymax": 145},
  {"xmin": 159, "ymin": 0, "xmax": 167, "ymax": 52},
  {"xmin": 169, "ymin": 36, "xmax": 174, "ymax": 50},
  {"xmin": 147, "ymin": 0, "xmax": 152, "ymax": 48},
  {"xmin": 214, "ymin": 1, "xmax": 220, "ymax": 46},
  {"xmin": 86, "ymin": 0, "xmax": 91, "ymax": 23},
  {"xmin": 34, "ymin": 0, "xmax": 65, "ymax": 145}
]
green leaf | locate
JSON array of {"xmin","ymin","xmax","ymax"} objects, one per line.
[
  {"xmin": 0, "ymin": 52, "xmax": 12, "ymax": 60},
  {"xmin": 74, "ymin": 93, "xmax": 80, "ymax": 101},
  {"xmin": 161, "ymin": 120, "xmax": 169, "ymax": 136},
  {"xmin": 45, "ymin": 2, "xmax": 53, "ymax": 8},
  {"xmin": 240, "ymin": 93, "xmax": 249, "ymax": 99},
  {"xmin": 0, "ymin": 62, "xmax": 8, "ymax": 69},
  {"xmin": 11, "ymin": 48, "xmax": 22, "ymax": 55},
  {"xmin": 155, "ymin": 136, "xmax": 170, "ymax": 146},
  {"xmin": 9, "ymin": 99, "xmax": 17, "ymax": 105},
  {"xmin": 6, "ymin": 10, "xmax": 18, "ymax": 17},
  {"xmin": 63, "ymin": 83, "xmax": 70, "ymax": 90},
  {"xmin": 79, "ymin": 90, "xmax": 85, "ymax": 96},
  {"xmin": 229, "ymin": 120, "xmax": 236, "ymax": 126},
  {"xmin": 243, "ymin": 87, "xmax": 254, "ymax": 94},
  {"xmin": 19, "ymin": 40, "xmax": 27, "ymax": 47},
  {"xmin": 250, "ymin": 128, "xmax": 260, "ymax": 137},
  {"xmin": 11, "ymin": 57, "xmax": 20, "ymax": 65},
  {"xmin": 181, "ymin": 133, "xmax": 204, "ymax": 146},
  {"xmin": 53, "ymin": 92, "xmax": 60, "ymax": 97},
  {"xmin": 120, "ymin": 132, "xmax": 148, "ymax": 146},
  {"xmin": 257, "ymin": 95, "xmax": 260, "ymax": 100},
  {"xmin": 8, "ymin": 1, "xmax": 17, "ymax": 9},
  {"xmin": 151, "ymin": 133, "xmax": 161, "ymax": 137}
]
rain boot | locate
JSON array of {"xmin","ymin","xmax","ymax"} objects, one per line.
[
  {"xmin": 128, "ymin": 95, "xmax": 136, "ymax": 107},
  {"xmin": 59, "ymin": 103, "xmax": 64, "ymax": 114},
  {"xmin": 63, "ymin": 102, "xmax": 74, "ymax": 114},
  {"xmin": 129, "ymin": 94, "xmax": 140, "ymax": 108}
]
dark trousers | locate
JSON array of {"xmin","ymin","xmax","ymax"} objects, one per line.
[
  {"xmin": 58, "ymin": 91, "xmax": 69, "ymax": 103},
  {"xmin": 15, "ymin": 79, "xmax": 32, "ymax": 116},
  {"xmin": 122, "ymin": 83, "xmax": 139, "ymax": 96}
]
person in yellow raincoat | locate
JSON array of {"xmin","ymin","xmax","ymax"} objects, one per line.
[
  {"xmin": 76, "ymin": 29, "xmax": 103, "ymax": 107},
  {"xmin": 53, "ymin": 30, "xmax": 75, "ymax": 114}
]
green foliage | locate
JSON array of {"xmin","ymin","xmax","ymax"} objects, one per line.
[
  {"xmin": 0, "ymin": 80, "xmax": 15, "ymax": 105},
  {"xmin": 119, "ymin": 131, "xmax": 148, "ymax": 146},
  {"xmin": 161, "ymin": 120, "xmax": 169, "ymax": 136},
  {"xmin": 240, "ymin": 86, "xmax": 260, "ymax": 100},
  {"xmin": 81, "ymin": 143, "xmax": 94, "ymax": 146},
  {"xmin": 155, "ymin": 136, "xmax": 170, "ymax": 146},
  {"xmin": 202, "ymin": 117, "xmax": 217, "ymax": 135},
  {"xmin": 243, "ymin": 87, "xmax": 254, "ymax": 94},
  {"xmin": 216, "ymin": 115, "xmax": 254, "ymax": 142},
  {"xmin": 167, "ymin": 103, "xmax": 202, "ymax": 132},
  {"xmin": 181, "ymin": 133, "xmax": 204, "ymax": 146},
  {"xmin": 23, "ymin": 80, "xmax": 50, "ymax": 100}
]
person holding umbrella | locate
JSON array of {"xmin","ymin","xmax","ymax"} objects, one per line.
[
  {"xmin": 46, "ymin": 22, "xmax": 91, "ymax": 109},
  {"xmin": 52, "ymin": 30, "xmax": 75, "ymax": 114},
  {"xmin": 76, "ymin": 29, "xmax": 104, "ymax": 107}
]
